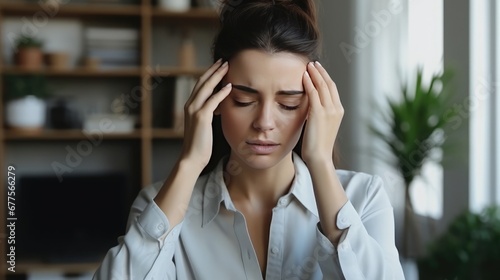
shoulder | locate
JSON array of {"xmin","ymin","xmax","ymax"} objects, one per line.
[{"xmin": 335, "ymin": 169, "xmax": 389, "ymax": 209}]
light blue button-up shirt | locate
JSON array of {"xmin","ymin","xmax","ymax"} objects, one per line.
[{"xmin": 94, "ymin": 153, "xmax": 404, "ymax": 279}]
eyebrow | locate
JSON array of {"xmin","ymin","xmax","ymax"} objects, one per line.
[{"xmin": 232, "ymin": 84, "xmax": 304, "ymax": 95}]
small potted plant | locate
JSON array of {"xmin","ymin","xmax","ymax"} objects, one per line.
[
  {"xmin": 14, "ymin": 35, "xmax": 44, "ymax": 70},
  {"xmin": 4, "ymin": 75, "xmax": 49, "ymax": 131},
  {"xmin": 418, "ymin": 206, "xmax": 500, "ymax": 280}
]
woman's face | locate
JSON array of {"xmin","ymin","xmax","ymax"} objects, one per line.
[{"xmin": 218, "ymin": 49, "xmax": 309, "ymax": 170}]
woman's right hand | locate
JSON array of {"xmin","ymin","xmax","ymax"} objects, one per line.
[{"xmin": 179, "ymin": 58, "xmax": 232, "ymax": 172}]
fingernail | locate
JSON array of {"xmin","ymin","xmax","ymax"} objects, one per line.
[
  {"xmin": 304, "ymin": 71, "xmax": 310, "ymax": 77},
  {"xmin": 309, "ymin": 61, "xmax": 315, "ymax": 68},
  {"xmin": 216, "ymin": 58, "xmax": 222, "ymax": 63},
  {"xmin": 222, "ymin": 61, "xmax": 228, "ymax": 67},
  {"xmin": 224, "ymin": 82, "xmax": 232, "ymax": 88},
  {"xmin": 315, "ymin": 61, "xmax": 322, "ymax": 67}
]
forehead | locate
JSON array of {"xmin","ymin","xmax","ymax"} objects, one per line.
[{"xmin": 226, "ymin": 50, "xmax": 308, "ymax": 90}]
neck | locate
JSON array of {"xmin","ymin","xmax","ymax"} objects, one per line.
[{"xmin": 225, "ymin": 153, "xmax": 296, "ymax": 207}]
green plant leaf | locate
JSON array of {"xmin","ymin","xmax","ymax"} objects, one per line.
[
  {"xmin": 14, "ymin": 34, "xmax": 43, "ymax": 49},
  {"xmin": 4, "ymin": 75, "xmax": 50, "ymax": 100},
  {"xmin": 369, "ymin": 66, "xmax": 457, "ymax": 189}
]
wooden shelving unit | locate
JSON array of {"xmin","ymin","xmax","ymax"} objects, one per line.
[
  {"xmin": 154, "ymin": 66, "xmax": 206, "ymax": 76},
  {"xmin": 152, "ymin": 7, "xmax": 219, "ymax": 20},
  {"xmin": 4, "ymin": 129, "xmax": 144, "ymax": 140},
  {"xmin": 0, "ymin": 2, "xmax": 142, "ymax": 17},
  {"xmin": 2, "ymin": 66, "xmax": 143, "ymax": 77},
  {"xmin": 0, "ymin": 0, "xmax": 218, "ymax": 278}
]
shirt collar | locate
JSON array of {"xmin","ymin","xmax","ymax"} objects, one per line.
[
  {"xmin": 201, "ymin": 152, "xmax": 318, "ymax": 227},
  {"xmin": 289, "ymin": 152, "xmax": 319, "ymax": 218}
]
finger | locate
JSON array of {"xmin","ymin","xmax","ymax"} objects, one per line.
[
  {"xmin": 187, "ymin": 59, "xmax": 223, "ymax": 106},
  {"xmin": 313, "ymin": 61, "xmax": 342, "ymax": 108},
  {"xmin": 303, "ymin": 71, "xmax": 321, "ymax": 110},
  {"xmin": 190, "ymin": 61, "xmax": 229, "ymax": 110},
  {"xmin": 202, "ymin": 83, "xmax": 232, "ymax": 113},
  {"xmin": 307, "ymin": 62, "xmax": 333, "ymax": 108},
  {"xmin": 192, "ymin": 58, "xmax": 222, "ymax": 94}
]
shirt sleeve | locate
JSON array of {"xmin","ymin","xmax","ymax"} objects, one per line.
[
  {"xmin": 316, "ymin": 175, "xmax": 405, "ymax": 280},
  {"xmin": 93, "ymin": 182, "xmax": 182, "ymax": 280}
]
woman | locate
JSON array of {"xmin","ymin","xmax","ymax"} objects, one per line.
[{"xmin": 94, "ymin": 0, "xmax": 404, "ymax": 279}]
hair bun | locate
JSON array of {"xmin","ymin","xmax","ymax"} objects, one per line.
[
  {"xmin": 219, "ymin": 0, "xmax": 317, "ymax": 22},
  {"xmin": 220, "ymin": 0, "xmax": 316, "ymax": 19},
  {"xmin": 273, "ymin": 1, "xmax": 312, "ymax": 10}
]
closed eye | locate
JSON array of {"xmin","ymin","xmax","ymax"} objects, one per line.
[
  {"xmin": 233, "ymin": 100, "xmax": 300, "ymax": 111},
  {"xmin": 280, "ymin": 104, "xmax": 300, "ymax": 111},
  {"xmin": 233, "ymin": 100, "xmax": 254, "ymax": 107}
]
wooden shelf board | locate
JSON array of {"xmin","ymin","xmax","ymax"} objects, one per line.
[
  {"xmin": 2, "ymin": 67, "xmax": 142, "ymax": 77},
  {"xmin": 152, "ymin": 7, "xmax": 218, "ymax": 20},
  {"xmin": 4, "ymin": 129, "xmax": 142, "ymax": 140},
  {"xmin": 154, "ymin": 67, "xmax": 206, "ymax": 76},
  {"xmin": 152, "ymin": 128, "xmax": 183, "ymax": 139},
  {"xmin": 0, "ymin": 3, "xmax": 141, "ymax": 17},
  {"xmin": 1, "ymin": 66, "xmax": 208, "ymax": 77}
]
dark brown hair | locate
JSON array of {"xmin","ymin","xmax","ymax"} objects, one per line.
[{"xmin": 202, "ymin": 0, "xmax": 322, "ymax": 175}]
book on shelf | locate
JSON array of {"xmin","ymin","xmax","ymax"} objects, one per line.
[
  {"xmin": 78, "ymin": 0, "xmax": 140, "ymax": 4},
  {"xmin": 87, "ymin": 0, "xmax": 122, "ymax": 3},
  {"xmin": 84, "ymin": 27, "xmax": 139, "ymax": 68},
  {"xmin": 85, "ymin": 27, "xmax": 139, "ymax": 41},
  {"xmin": 195, "ymin": 0, "xmax": 219, "ymax": 10},
  {"xmin": 86, "ymin": 40, "xmax": 138, "ymax": 49},
  {"xmin": 173, "ymin": 76, "xmax": 196, "ymax": 132},
  {"xmin": 87, "ymin": 50, "xmax": 139, "ymax": 63}
]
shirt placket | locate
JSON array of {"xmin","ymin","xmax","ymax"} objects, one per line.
[
  {"xmin": 233, "ymin": 211, "xmax": 263, "ymax": 280},
  {"xmin": 265, "ymin": 196, "xmax": 289, "ymax": 280}
]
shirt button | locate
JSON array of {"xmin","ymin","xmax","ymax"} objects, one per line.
[
  {"xmin": 157, "ymin": 223, "xmax": 164, "ymax": 231},
  {"xmin": 338, "ymin": 216, "xmax": 349, "ymax": 228},
  {"xmin": 271, "ymin": 247, "xmax": 280, "ymax": 254},
  {"xmin": 279, "ymin": 198, "xmax": 288, "ymax": 206},
  {"xmin": 339, "ymin": 243, "xmax": 350, "ymax": 251}
]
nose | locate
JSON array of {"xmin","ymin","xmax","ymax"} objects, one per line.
[{"xmin": 252, "ymin": 103, "xmax": 275, "ymax": 131}]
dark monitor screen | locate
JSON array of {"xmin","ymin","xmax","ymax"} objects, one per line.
[{"xmin": 15, "ymin": 173, "xmax": 131, "ymax": 263}]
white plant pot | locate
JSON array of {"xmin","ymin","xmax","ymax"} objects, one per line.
[
  {"xmin": 6, "ymin": 96, "xmax": 46, "ymax": 129},
  {"xmin": 158, "ymin": 0, "xmax": 190, "ymax": 12}
]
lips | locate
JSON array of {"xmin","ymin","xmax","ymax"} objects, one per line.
[
  {"xmin": 246, "ymin": 140, "xmax": 279, "ymax": 145},
  {"xmin": 246, "ymin": 140, "xmax": 280, "ymax": 154}
]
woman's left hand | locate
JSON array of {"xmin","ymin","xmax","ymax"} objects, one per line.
[{"xmin": 301, "ymin": 61, "xmax": 344, "ymax": 165}]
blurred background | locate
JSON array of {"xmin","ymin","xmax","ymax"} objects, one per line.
[{"xmin": 0, "ymin": 0, "xmax": 499, "ymax": 279}]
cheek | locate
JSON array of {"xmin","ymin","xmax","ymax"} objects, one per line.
[
  {"xmin": 219, "ymin": 102, "xmax": 248, "ymax": 139},
  {"xmin": 284, "ymin": 107, "xmax": 308, "ymax": 138},
  {"xmin": 220, "ymin": 99, "xmax": 246, "ymax": 120},
  {"xmin": 284, "ymin": 105, "xmax": 308, "ymax": 127}
]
